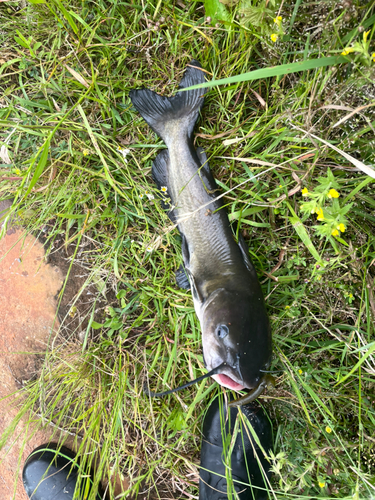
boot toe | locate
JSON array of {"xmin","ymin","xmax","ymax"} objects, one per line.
[
  {"xmin": 199, "ymin": 394, "xmax": 273, "ymax": 500},
  {"xmin": 22, "ymin": 443, "xmax": 83, "ymax": 500}
]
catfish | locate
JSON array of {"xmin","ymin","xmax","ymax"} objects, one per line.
[{"xmin": 129, "ymin": 60, "xmax": 272, "ymax": 404}]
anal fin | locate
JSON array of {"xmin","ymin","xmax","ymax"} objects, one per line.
[{"xmin": 237, "ymin": 231, "xmax": 257, "ymax": 276}]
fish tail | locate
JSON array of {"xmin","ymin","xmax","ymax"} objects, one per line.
[{"xmin": 129, "ymin": 60, "xmax": 206, "ymax": 143}]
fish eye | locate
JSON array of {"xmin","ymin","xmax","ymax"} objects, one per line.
[{"xmin": 215, "ymin": 324, "xmax": 229, "ymax": 339}]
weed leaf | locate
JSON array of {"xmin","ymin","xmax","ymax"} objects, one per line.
[
  {"xmin": 204, "ymin": 0, "xmax": 231, "ymax": 23},
  {"xmin": 25, "ymin": 139, "xmax": 50, "ymax": 196}
]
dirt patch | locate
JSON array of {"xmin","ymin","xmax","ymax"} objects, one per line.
[
  {"xmin": 0, "ymin": 204, "xmax": 127, "ymax": 499},
  {"xmin": 0, "ymin": 225, "xmax": 67, "ymax": 499},
  {"xmin": 38, "ymin": 224, "xmax": 116, "ymax": 343},
  {"xmin": 0, "ymin": 229, "xmax": 63, "ymax": 382}
]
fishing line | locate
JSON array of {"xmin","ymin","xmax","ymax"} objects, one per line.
[{"xmin": 175, "ymin": 149, "xmax": 317, "ymax": 226}]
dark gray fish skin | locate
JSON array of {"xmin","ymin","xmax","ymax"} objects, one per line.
[{"xmin": 129, "ymin": 60, "xmax": 272, "ymax": 392}]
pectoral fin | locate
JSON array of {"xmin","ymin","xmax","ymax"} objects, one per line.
[
  {"xmin": 237, "ymin": 232, "xmax": 257, "ymax": 275},
  {"xmin": 175, "ymin": 264, "xmax": 191, "ymax": 290},
  {"xmin": 185, "ymin": 268, "xmax": 203, "ymax": 304},
  {"xmin": 175, "ymin": 261, "xmax": 202, "ymax": 304}
]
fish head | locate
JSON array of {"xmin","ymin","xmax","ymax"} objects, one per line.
[{"xmin": 201, "ymin": 288, "xmax": 272, "ymax": 391}]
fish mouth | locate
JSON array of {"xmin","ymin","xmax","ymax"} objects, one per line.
[{"xmin": 212, "ymin": 373, "xmax": 245, "ymax": 391}]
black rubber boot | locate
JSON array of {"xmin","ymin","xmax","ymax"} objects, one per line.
[
  {"xmin": 199, "ymin": 394, "xmax": 273, "ymax": 500},
  {"xmin": 22, "ymin": 443, "xmax": 103, "ymax": 500}
]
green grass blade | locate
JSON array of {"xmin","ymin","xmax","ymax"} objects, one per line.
[
  {"xmin": 342, "ymin": 177, "xmax": 374, "ymax": 204},
  {"xmin": 25, "ymin": 138, "xmax": 50, "ymax": 196},
  {"xmin": 184, "ymin": 56, "xmax": 348, "ymax": 90},
  {"xmin": 77, "ymin": 105, "xmax": 127, "ymax": 200},
  {"xmin": 52, "ymin": 0, "xmax": 79, "ymax": 35},
  {"xmin": 336, "ymin": 341, "xmax": 375, "ymax": 386},
  {"xmin": 342, "ymin": 12, "xmax": 375, "ymax": 43}
]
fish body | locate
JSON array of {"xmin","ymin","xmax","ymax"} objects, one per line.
[{"xmin": 129, "ymin": 60, "xmax": 272, "ymax": 393}]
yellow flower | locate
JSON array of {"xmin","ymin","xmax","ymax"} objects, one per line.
[
  {"xmin": 270, "ymin": 33, "xmax": 278, "ymax": 43},
  {"xmin": 363, "ymin": 30, "xmax": 370, "ymax": 43},
  {"xmin": 82, "ymin": 149, "xmax": 89, "ymax": 156},
  {"xmin": 319, "ymin": 481, "xmax": 326, "ymax": 488},
  {"xmin": 14, "ymin": 168, "xmax": 22, "ymax": 176},
  {"xmin": 328, "ymin": 188, "xmax": 339, "ymax": 198},
  {"xmin": 298, "ymin": 369, "xmax": 303, "ymax": 374},
  {"xmin": 372, "ymin": 52, "xmax": 375, "ymax": 62},
  {"xmin": 341, "ymin": 47, "xmax": 354, "ymax": 56},
  {"xmin": 273, "ymin": 16, "xmax": 282, "ymax": 26},
  {"xmin": 316, "ymin": 208, "xmax": 324, "ymax": 221},
  {"xmin": 301, "ymin": 187, "xmax": 309, "ymax": 196},
  {"xmin": 326, "ymin": 426, "xmax": 332, "ymax": 433},
  {"xmin": 332, "ymin": 229, "xmax": 339, "ymax": 237},
  {"xmin": 337, "ymin": 223, "xmax": 346, "ymax": 232},
  {"xmin": 285, "ymin": 305, "xmax": 290, "ymax": 309}
]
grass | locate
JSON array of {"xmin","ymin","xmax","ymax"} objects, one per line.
[{"xmin": 0, "ymin": 0, "xmax": 375, "ymax": 498}]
